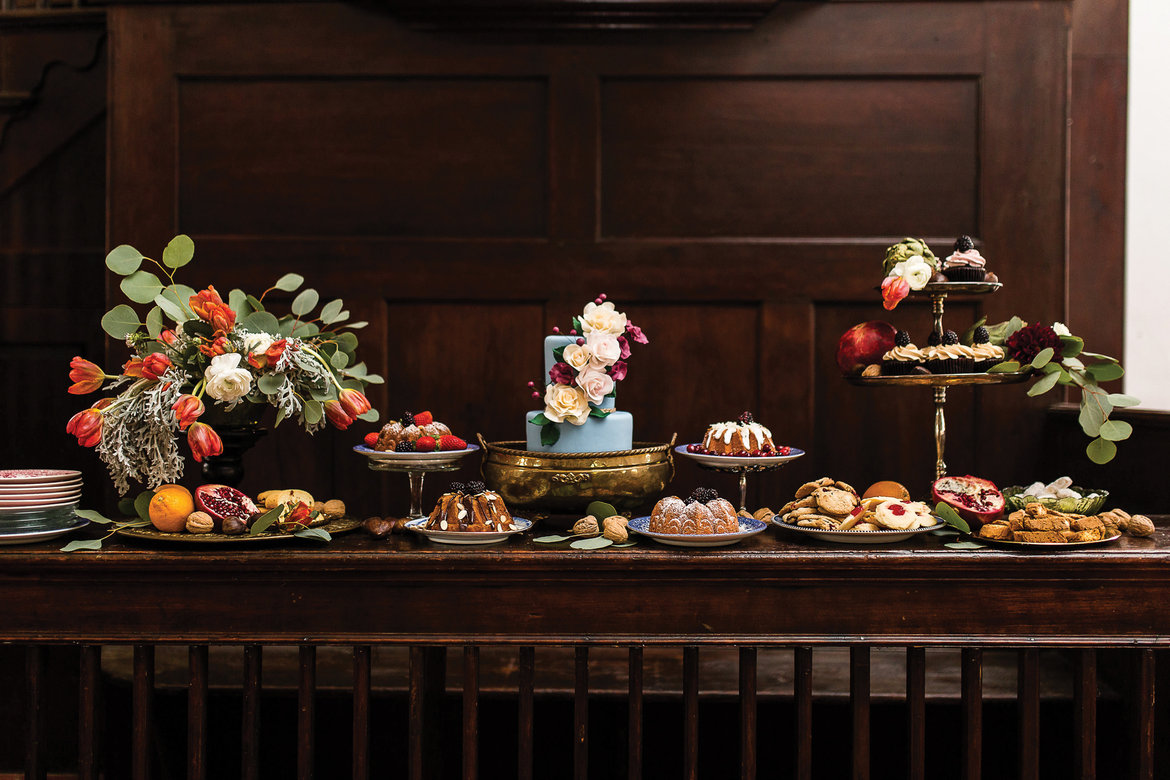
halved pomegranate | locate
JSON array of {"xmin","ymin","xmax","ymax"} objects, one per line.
[
  {"xmin": 931, "ymin": 475, "xmax": 1004, "ymax": 526},
  {"xmin": 194, "ymin": 484, "xmax": 259, "ymax": 531}
]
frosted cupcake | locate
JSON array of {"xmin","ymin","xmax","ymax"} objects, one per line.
[
  {"xmin": 942, "ymin": 236, "xmax": 991, "ymax": 282},
  {"xmin": 926, "ymin": 330, "xmax": 974, "ymax": 374},
  {"xmin": 882, "ymin": 330, "xmax": 925, "ymax": 375},
  {"xmin": 970, "ymin": 325, "xmax": 1005, "ymax": 372}
]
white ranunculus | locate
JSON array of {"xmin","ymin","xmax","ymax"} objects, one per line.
[
  {"xmin": 1053, "ymin": 322, "xmax": 1071, "ymax": 337},
  {"xmin": 892, "ymin": 255, "xmax": 933, "ymax": 291},
  {"xmin": 204, "ymin": 352, "xmax": 253, "ymax": 403},
  {"xmin": 580, "ymin": 301, "xmax": 628, "ymax": 335},
  {"xmin": 563, "ymin": 343, "xmax": 592, "ymax": 372},
  {"xmin": 243, "ymin": 332, "xmax": 274, "ymax": 355},
  {"xmin": 543, "ymin": 383, "xmax": 591, "ymax": 426}
]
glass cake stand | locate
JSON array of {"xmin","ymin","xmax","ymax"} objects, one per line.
[
  {"xmin": 354, "ymin": 445, "xmax": 480, "ymax": 519},
  {"xmin": 675, "ymin": 446, "xmax": 806, "ymax": 512}
]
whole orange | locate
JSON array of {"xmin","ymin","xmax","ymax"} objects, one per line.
[
  {"xmin": 863, "ymin": 480, "xmax": 912, "ymax": 501},
  {"xmin": 148, "ymin": 484, "xmax": 195, "ymax": 533}
]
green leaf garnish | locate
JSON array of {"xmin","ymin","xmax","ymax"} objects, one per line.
[
  {"xmin": 75, "ymin": 509, "xmax": 113, "ymax": 525},
  {"xmin": 1030, "ymin": 348, "xmax": 1054, "ymax": 370},
  {"xmin": 116, "ymin": 498, "xmax": 136, "ymax": 516},
  {"xmin": 291, "ymin": 289, "xmax": 319, "ymax": 316},
  {"xmin": 529, "ymin": 413, "xmax": 548, "ymax": 426},
  {"xmin": 534, "ymin": 534, "xmax": 571, "ymax": 543},
  {"xmin": 987, "ymin": 360, "xmax": 1022, "ymax": 374},
  {"xmin": 1107, "ymin": 393, "xmax": 1141, "ymax": 408},
  {"xmin": 133, "ymin": 490, "xmax": 156, "ymax": 523},
  {"xmin": 586, "ymin": 501, "xmax": 618, "ymax": 521},
  {"xmin": 1098, "ymin": 419, "xmax": 1133, "ymax": 442},
  {"xmin": 570, "ymin": 537, "xmax": 613, "ymax": 550},
  {"xmin": 944, "ymin": 541, "xmax": 986, "ymax": 550},
  {"xmin": 294, "ymin": 527, "xmax": 332, "ymax": 542},
  {"xmin": 540, "ymin": 423, "xmax": 560, "ymax": 447},
  {"xmin": 249, "ymin": 506, "xmax": 283, "ymax": 535},
  {"xmin": 933, "ymin": 502, "xmax": 970, "ymax": 534},
  {"xmin": 1086, "ymin": 362, "xmax": 1125, "ymax": 382},
  {"xmin": 1027, "ymin": 370, "xmax": 1060, "ymax": 397},
  {"xmin": 61, "ymin": 539, "xmax": 104, "ymax": 553},
  {"xmin": 1059, "ymin": 335, "xmax": 1084, "ymax": 357},
  {"xmin": 257, "ymin": 373, "xmax": 286, "ymax": 394},
  {"xmin": 240, "ymin": 311, "xmax": 280, "ymax": 334}
]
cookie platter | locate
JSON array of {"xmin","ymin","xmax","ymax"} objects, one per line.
[{"xmin": 775, "ymin": 519, "xmax": 942, "ymax": 545}]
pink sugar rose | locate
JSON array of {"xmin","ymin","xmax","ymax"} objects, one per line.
[
  {"xmin": 576, "ymin": 366, "xmax": 615, "ymax": 404},
  {"xmin": 586, "ymin": 331, "xmax": 621, "ymax": 368},
  {"xmin": 549, "ymin": 361, "xmax": 575, "ymax": 385}
]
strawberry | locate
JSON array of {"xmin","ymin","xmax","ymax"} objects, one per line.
[
  {"xmin": 363, "ymin": 432, "xmax": 379, "ymax": 448},
  {"xmin": 413, "ymin": 411, "xmax": 434, "ymax": 426},
  {"xmin": 439, "ymin": 434, "xmax": 467, "ymax": 451},
  {"xmin": 415, "ymin": 435, "xmax": 438, "ymax": 452}
]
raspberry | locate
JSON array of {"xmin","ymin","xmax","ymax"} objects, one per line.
[
  {"xmin": 973, "ymin": 326, "xmax": 990, "ymax": 344},
  {"xmin": 415, "ymin": 435, "xmax": 437, "ymax": 452},
  {"xmin": 953, "ymin": 235, "xmax": 975, "ymax": 253},
  {"xmin": 943, "ymin": 330, "xmax": 959, "ymax": 346},
  {"xmin": 738, "ymin": 411, "xmax": 754, "ymax": 425},
  {"xmin": 363, "ymin": 432, "xmax": 379, "ymax": 448},
  {"xmin": 399, "ymin": 410, "xmax": 414, "ymax": 426},
  {"xmin": 894, "ymin": 330, "xmax": 911, "ymax": 348},
  {"xmin": 413, "ymin": 411, "xmax": 434, "ymax": 426},
  {"xmin": 438, "ymin": 434, "xmax": 466, "ymax": 451},
  {"xmin": 394, "ymin": 440, "xmax": 415, "ymax": 453}
]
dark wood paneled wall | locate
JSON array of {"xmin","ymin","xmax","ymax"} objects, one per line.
[{"xmin": 102, "ymin": 1, "xmax": 1077, "ymax": 516}]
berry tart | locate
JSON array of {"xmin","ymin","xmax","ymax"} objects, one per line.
[
  {"xmin": 371, "ymin": 411, "xmax": 467, "ymax": 452},
  {"xmin": 881, "ymin": 330, "xmax": 925, "ymax": 375}
]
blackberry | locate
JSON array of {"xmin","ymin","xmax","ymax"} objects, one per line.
[
  {"xmin": 738, "ymin": 411, "xmax": 754, "ymax": 425},
  {"xmin": 684, "ymin": 495, "xmax": 697, "ymax": 505},
  {"xmin": 943, "ymin": 330, "xmax": 959, "ymax": 346},
  {"xmin": 394, "ymin": 440, "xmax": 415, "ymax": 453},
  {"xmin": 449, "ymin": 482, "xmax": 466, "ymax": 494},
  {"xmin": 702, "ymin": 488, "xmax": 720, "ymax": 502},
  {"xmin": 467, "ymin": 481, "xmax": 487, "ymax": 494},
  {"xmin": 894, "ymin": 330, "xmax": 911, "ymax": 348},
  {"xmin": 400, "ymin": 410, "xmax": 415, "ymax": 427},
  {"xmin": 689, "ymin": 487, "xmax": 707, "ymax": 503},
  {"xmin": 928, "ymin": 330, "xmax": 942, "ymax": 346},
  {"xmin": 953, "ymin": 235, "xmax": 975, "ymax": 253},
  {"xmin": 973, "ymin": 326, "xmax": 990, "ymax": 344}
]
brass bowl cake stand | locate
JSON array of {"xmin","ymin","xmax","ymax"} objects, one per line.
[
  {"xmin": 845, "ymin": 281, "xmax": 1030, "ymax": 481},
  {"xmin": 354, "ymin": 445, "xmax": 481, "ymax": 519}
]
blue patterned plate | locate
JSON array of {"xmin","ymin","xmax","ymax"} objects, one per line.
[{"xmin": 628, "ymin": 515, "xmax": 767, "ymax": 548}]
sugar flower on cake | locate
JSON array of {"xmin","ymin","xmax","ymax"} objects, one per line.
[
  {"xmin": 64, "ymin": 235, "xmax": 383, "ymax": 494},
  {"xmin": 543, "ymin": 383, "xmax": 591, "ymax": 426},
  {"xmin": 576, "ymin": 366, "xmax": 615, "ymax": 404},
  {"xmin": 586, "ymin": 330, "xmax": 621, "ymax": 368},
  {"xmin": 580, "ymin": 300, "xmax": 627, "ymax": 336}
]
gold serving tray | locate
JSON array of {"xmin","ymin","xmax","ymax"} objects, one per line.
[
  {"xmin": 844, "ymin": 370, "xmax": 1033, "ymax": 387},
  {"xmin": 916, "ymin": 281, "xmax": 1002, "ymax": 295},
  {"xmin": 117, "ymin": 515, "xmax": 361, "ymax": 544}
]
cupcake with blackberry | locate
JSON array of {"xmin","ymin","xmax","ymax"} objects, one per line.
[
  {"xmin": 881, "ymin": 330, "xmax": 925, "ymax": 375},
  {"xmin": 926, "ymin": 330, "xmax": 974, "ymax": 374},
  {"xmin": 970, "ymin": 325, "xmax": 1005, "ymax": 372},
  {"xmin": 942, "ymin": 235, "xmax": 993, "ymax": 282}
]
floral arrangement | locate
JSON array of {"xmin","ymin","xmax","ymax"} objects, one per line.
[
  {"xmin": 971, "ymin": 316, "xmax": 1137, "ymax": 464},
  {"xmin": 880, "ymin": 237, "xmax": 937, "ymax": 310},
  {"xmin": 526, "ymin": 294, "xmax": 649, "ymax": 446},
  {"xmin": 66, "ymin": 235, "xmax": 382, "ymax": 494}
]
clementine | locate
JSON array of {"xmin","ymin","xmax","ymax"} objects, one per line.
[
  {"xmin": 862, "ymin": 480, "xmax": 912, "ymax": 501},
  {"xmin": 148, "ymin": 484, "xmax": 195, "ymax": 533}
]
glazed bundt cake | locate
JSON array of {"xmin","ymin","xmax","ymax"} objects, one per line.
[
  {"xmin": 426, "ymin": 481, "xmax": 515, "ymax": 532},
  {"xmin": 649, "ymin": 488, "xmax": 739, "ymax": 534},
  {"xmin": 701, "ymin": 412, "xmax": 775, "ymax": 456}
]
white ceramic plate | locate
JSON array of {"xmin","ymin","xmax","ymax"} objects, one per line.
[
  {"xmin": 0, "ymin": 469, "xmax": 82, "ymax": 484},
  {"xmin": 628, "ymin": 515, "xmax": 768, "ymax": 548},
  {"xmin": 354, "ymin": 444, "xmax": 480, "ymax": 468},
  {"xmin": 0, "ymin": 479, "xmax": 83, "ymax": 493},
  {"xmin": 675, "ymin": 445, "xmax": 806, "ymax": 468},
  {"xmin": 0, "ymin": 516, "xmax": 89, "ymax": 545},
  {"xmin": 773, "ymin": 516, "xmax": 944, "ymax": 544},
  {"xmin": 0, "ymin": 498, "xmax": 80, "ymax": 514},
  {"xmin": 0, "ymin": 495, "xmax": 82, "ymax": 509},
  {"xmin": 404, "ymin": 516, "xmax": 531, "ymax": 545}
]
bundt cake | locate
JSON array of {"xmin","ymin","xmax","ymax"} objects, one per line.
[
  {"xmin": 649, "ymin": 488, "xmax": 739, "ymax": 535},
  {"xmin": 426, "ymin": 481, "xmax": 515, "ymax": 532},
  {"xmin": 375, "ymin": 410, "xmax": 452, "ymax": 452},
  {"xmin": 701, "ymin": 412, "xmax": 774, "ymax": 456}
]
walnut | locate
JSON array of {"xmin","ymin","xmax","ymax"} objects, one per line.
[
  {"xmin": 323, "ymin": 499, "xmax": 346, "ymax": 518},
  {"xmin": 185, "ymin": 511, "xmax": 214, "ymax": 534},
  {"xmin": 1126, "ymin": 515, "xmax": 1155, "ymax": 538},
  {"xmin": 603, "ymin": 515, "xmax": 629, "ymax": 543},
  {"xmin": 572, "ymin": 516, "xmax": 599, "ymax": 536},
  {"xmin": 363, "ymin": 516, "xmax": 393, "ymax": 538},
  {"xmin": 312, "ymin": 501, "xmax": 326, "ymax": 515}
]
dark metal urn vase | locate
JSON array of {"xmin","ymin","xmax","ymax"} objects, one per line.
[{"xmin": 198, "ymin": 403, "xmax": 267, "ymax": 488}]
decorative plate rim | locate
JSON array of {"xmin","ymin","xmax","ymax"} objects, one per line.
[
  {"xmin": 403, "ymin": 516, "xmax": 532, "ymax": 543},
  {"xmin": 353, "ymin": 443, "xmax": 480, "ymax": 460},
  {"xmin": 628, "ymin": 514, "xmax": 768, "ymax": 541},
  {"xmin": 674, "ymin": 445, "xmax": 806, "ymax": 467}
]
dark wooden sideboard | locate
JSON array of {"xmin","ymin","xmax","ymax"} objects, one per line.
[{"xmin": 1, "ymin": 522, "xmax": 1167, "ymax": 779}]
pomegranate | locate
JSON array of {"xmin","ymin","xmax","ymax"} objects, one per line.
[
  {"xmin": 194, "ymin": 484, "xmax": 259, "ymax": 531},
  {"xmin": 931, "ymin": 475, "xmax": 1005, "ymax": 526},
  {"xmin": 836, "ymin": 321, "xmax": 897, "ymax": 375}
]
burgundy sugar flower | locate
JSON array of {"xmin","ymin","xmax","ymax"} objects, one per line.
[
  {"xmin": 610, "ymin": 361, "xmax": 628, "ymax": 382},
  {"xmin": 617, "ymin": 336, "xmax": 632, "ymax": 361},
  {"xmin": 625, "ymin": 322, "xmax": 649, "ymax": 345},
  {"xmin": 1005, "ymin": 323, "xmax": 1063, "ymax": 365},
  {"xmin": 549, "ymin": 361, "xmax": 575, "ymax": 385}
]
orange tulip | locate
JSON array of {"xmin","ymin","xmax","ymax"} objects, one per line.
[
  {"xmin": 206, "ymin": 302, "xmax": 236, "ymax": 335},
  {"xmin": 122, "ymin": 357, "xmax": 145, "ymax": 378},
  {"xmin": 187, "ymin": 422, "xmax": 223, "ymax": 462},
  {"xmin": 339, "ymin": 388, "xmax": 371, "ymax": 418},
  {"xmin": 68, "ymin": 356, "xmax": 105, "ymax": 395},
  {"xmin": 66, "ymin": 408, "xmax": 103, "ymax": 448},
  {"xmin": 324, "ymin": 400, "xmax": 354, "ymax": 430},
  {"xmin": 141, "ymin": 352, "xmax": 172, "ymax": 381},
  {"xmin": 172, "ymin": 394, "xmax": 205, "ymax": 431},
  {"xmin": 188, "ymin": 286, "xmax": 225, "ymax": 320},
  {"xmin": 197, "ymin": 336, "xmax": 229, "ymax": 358},
  {"xmin": 159, "ymin": 329, "xmax": 179, "ymax": 346}
]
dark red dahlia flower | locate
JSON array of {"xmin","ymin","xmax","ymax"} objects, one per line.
[{"xmin": 1005, "ymin": 323, "xmax": 1062, "ymax": 365}]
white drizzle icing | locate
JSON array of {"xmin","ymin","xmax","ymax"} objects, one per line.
[{"xmin": 706, "ymin": 421, "xmax": 773, "ymax": 450}]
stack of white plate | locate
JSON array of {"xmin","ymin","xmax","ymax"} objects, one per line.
[{"xmin": 0, "ymin": 469, "xmax": 83, "ymax": 536}]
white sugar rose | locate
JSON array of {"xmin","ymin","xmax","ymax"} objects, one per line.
[
  {"xmin": 585, "ymin": 331, "xmax": 621, "ymax": 368},
  {"xmin": 563, "ymin": 343, "xmax": 592, "ymax": 372},
  {"xmin": 576, "ymin": 366, "xmax": 615, "ymax": 404},
  {"xmin": 204, "ymin": 352, "xmax": 253, "ymax": 403},
  {"xmin": 892, "ymin": 255, "xmax": 933, "ymax": 291},
  {"xmin": 581, "ymin": 301, "xmax": 628, "ymax": 336},
  {"xmin": 243, "ymin": 332, "xmax": 274, "ymax": 355},
  {"xmin": 543, "ymin": 383, "xmax": 591, "ymax": 426}
]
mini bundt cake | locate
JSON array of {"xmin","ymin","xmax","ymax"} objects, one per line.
[
  {"xmin": 649, "ymin": 488, "xmax": 739, "ymax": 534},
  {"xmin": 375, "ymin": 410, "xmax": 452, "ymax": 452},
  {"xmin": 426, "ymin": 481, "xmax": 515, "ymax": 532},
  {"xmin": 702, "ymin": 412, "xmax": 775, "ymax": 456}
]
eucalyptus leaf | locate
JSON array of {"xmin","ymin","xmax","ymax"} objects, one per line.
[
  {"xmin": 346, "ymin": 362, "xmax": 368, "ymax": 378},
  {"xmin": 257, "ymin": 373, "xmax": 286, "ymax": 395},
  {"xmin": 611, "ymin": 541, "xmax": 638, "ymax": 548},
  {"xmin": 75, "ymin": 508, "xmax": 113, "ymax": 525},
  {"xmin": 310, "ymin": 386, "xmax": 335, "ymax": 402},
  {"xmin": 944, "ymin": 541, "xmax": 987, "ymax": 550},
  {"xmin": 274, "ymin": 408, "xmax": 287, "ymax": 427},
  {"xmin": 294, "ymin": 527, "xmax": 332, "ymax": 542},
  {"xmin": 986, "ymin": 316, "xmax": 1026, "ymax": 346},
  {"xmin": 101, "ymin": 305, "xmax": 141, "ymax": 339},
  {"xmin": 116, "ymin": 498, "xmax": 136, "ymax": 516},
  {"xmin": 182, "ymin": 319, "xmax": 213, "ymax": 338},
  {"xmin": 933, "ymin": 503, "xmax": 970, "ymax": 534},
  {"xmin": 1099, "ymin": 419, "xmax": 1133, "ymax": 442},
  {"xmin": 61, "ymin": 539, "xmax": 104, "ymax": 553},
  {"xmin": 292, "ymin": 321, "xmax": 320, "ymax": 337},
  {"xmin": 540, "ymin": 424, "xmax": 560, "ymax": 447},
  {"xmin": 1030, "ymin": 347, "xmax": 1054, "ymax": 370},
  {"xmin": 291, "ymin": 289, "xmax": 319, "ymax": 316},
  {"xmin": 321, "ymin": 298, "xmax": 344, "ymax": 323},
  {"xmin": 274, "ymin": 273, "xmax": 304, "ymax": 292},
  {"xmin": 133, "ymin": 490, "xmax": 156, "ymax": 523},
  {"xmin": 534, "ymin": 534, "xmax": 572, "ymax": 543},
  {"xmin": 249, "ymin": 506, "xmax": 283, "ymax": 536},
  {"xmin": 1087, "ymin": 362, "xmax": 1125, "ymax": 382},
  {"xmin": 156, "ymin": 284, "xmax": 196, "ymax": 321},
  {"xmin": 1027, "ymin": 370, "xmax": 1060, "ymax": 397},
  {"xmin": 987, "ymin": 361, "xmax": 1022, "ymax": 374},
  {"xmin": 357, "ymin": 409, "xmax": 380, "ymax": 422},
  {"xmin": 347, "ymin": 321, "xmax": 369, "ymax": 329},
  {"xmin": 304, "ymin": 400, "xmax": 323, "ymax": 425},
  {"xmin": 240, "ymin": 311, "xmax": 280, "ymax": 334},
  {"xmin": 154, "ymin": 291, "xmax": 186, "ymax": 321},
  {"xmin": 586, "ymin": 501, "xmax": 618, "ymax": 521},
  {"xmin": 1059, "ymin": 335, "xmax": 1084, "ymax": 358},
  {"xmin": 331, "ymin": 350, "xmax": 349, "ymax": 369},
  {"xmin": 1107, "ymin": 393, "xmax": 1141, "ymax": 408},
  {"xmin": 570, "ymin": 536, "xmax": 613, "ymax": 550},
  {"xmin": 1087, "ymin": 436, "xmax": 1118, "ymax": 464},
  {"xmin": 1080, "ymin": 351, "xmax": 1118, "ymax": 362},
  {"xmin": 363, "ymin": 374, "xmax": 385, "ymax": 385},
  {"xmin": 228, "ymin": 288, "xmax": 253, "ymax": 318},
  {"xmin": 335, "ymin": 332, "xmax": 358, "ymax": 353},
  {"xmin": 145, "ymin": 306, "xmax": 164, "ymax": 338},
  {"xmin": 929, "ymin": 527, "xmax": 960, "ymax": 537},
  {"xmin": 1061, "ymin": 357, "xmax": 1085, "ymax": 371},
  {"xmin": 1078, "ymin": 396, "xmax": 1105, "ymax": 437},
  {"xmin": 120, "ymin": 270, "xmax": 165, "ymax": 304},
  {"xmin": 106, "ymin": 244, "xmax": 145, "ymax": 275},
  {"xmin": 246, "ymin": 294, "xmax": 265, "ymax": 312},
  {"xmin": 161, "ymin": 234, "xmax": 195, "ymax": 269}
]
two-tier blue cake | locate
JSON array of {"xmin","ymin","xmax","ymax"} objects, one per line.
[{"xmin": 524, "ymin": 297, "xmax": 648, "ymax": 453}]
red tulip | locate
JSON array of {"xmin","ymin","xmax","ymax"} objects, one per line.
[
  {"xmin": 197, "ymin": 336, "xmax": 229, "ymax": 358},
  {"xmin": 207, "ymin": 302, "xmax": 236, "ymax": 335},
  {"xmin": 339, "ymin": 388, "xmax": 371, "ymax": 418},
  {"xmin": 265, "ymin": 339, "xmax": 288, "ymax": 364},
  {"xmin": 324, "ymin": 400, "xmax": 354, "ymax": 430},
  {"xmin": 188, "ymin": 286, "xmax": 225, "ymax": 320},
  {"xmin": 187, "ymin": 422, "xmax": 223, "ymax": 462},
  {"xmin": 122, "ymin": 357, "xmax": 145, "ymax": 378},
  {"xmin": 66, "ymin": 408, "xmax": 103, "ymax": 448},
  {"xmin": 141, "ymin": 352, "xmax": 172, "ymax": 381},
  {"xmin": 172, "ymin": 394, "xmax": 205, "ymax": 431},
  {"xmin": 159, "ymin": 328, "xmax": 179, "ymax": 346},
  {"xmin": 68, "ymin": 356, "xmax": 105, "ymax": 395}
]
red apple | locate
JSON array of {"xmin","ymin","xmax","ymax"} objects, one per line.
[{"xmin": 836, "ymin": 321, "xmax": 897, "ymax": 375}]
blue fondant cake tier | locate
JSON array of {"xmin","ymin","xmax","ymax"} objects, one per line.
[{"xmin": 528, "ymin": 335, "xmax": 633, "ymax": 453}]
